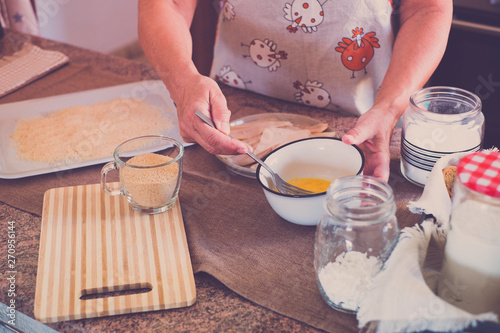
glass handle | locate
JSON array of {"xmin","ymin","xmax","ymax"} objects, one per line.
[{"xmin": 101, "ymin": 162, "xmax": 121, "ymax": 196}]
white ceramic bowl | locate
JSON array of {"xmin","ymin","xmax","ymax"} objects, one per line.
[{"xmin": 256, "ymin": 137, "xmax": 365, "ymax": 226}]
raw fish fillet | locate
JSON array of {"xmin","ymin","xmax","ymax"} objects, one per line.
[
  {"xmin": 291, "ymin": 123, "xmax": 329, "ymax": 134},
  {"xmin": 220, "ymin": 117, "xmax": 336, "ymax": 167},
  {"xmin": 223, "ymin": 127, "xmax": 311, "ymax": 166},
  {"xmin": 255, "ymin": 127, "xmax": 312, "ymax": 156},
  {"xmin": 230, "ymin": 119, "xmax": 293, "ymax": 140}
]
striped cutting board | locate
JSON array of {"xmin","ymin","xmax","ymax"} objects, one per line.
[{"xmin": 34, "ymin": 183, "xmax": 196, "ymax": 323}]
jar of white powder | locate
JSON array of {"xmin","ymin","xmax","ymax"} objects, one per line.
[
  {"xmin": 314, "ymin": 175, "xmax": 400, "ymax": 313},
  {"xmin": 400, "ymin": 86, "xmax": 484, "ymax": 186},
  {"xmin": 438, "ymin": 151, "xmax": 500, "ymax": 316}
]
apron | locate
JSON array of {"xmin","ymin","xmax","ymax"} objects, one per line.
[{"xmin": 210, "ymin": 0, "xmax": 397, "ymax": 115}]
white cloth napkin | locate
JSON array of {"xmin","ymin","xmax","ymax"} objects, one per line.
[
  {"xmin": 407, "ymin": 151, "xmax": 469, "ymax": 228},
  {"xmin": 0, "ymin": 43, "xmax": 69, "ymax": 97},
  {"xmin": 357, "ymin": 149, "xmax": 499, "ymax": 333}
]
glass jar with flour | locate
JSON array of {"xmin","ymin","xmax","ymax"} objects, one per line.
[
  {"xmin": 314, "ymin": 175, "xmax": 400, "ymax": 313},
  {"xmin": 438, "ymin": 151, "xmax": 500, "ymax": 316},
  {"xmin": 400, "ymin": 86, "xmax": 484, "ymax": 186}
]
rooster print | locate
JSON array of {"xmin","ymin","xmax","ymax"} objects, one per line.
[
  {"xmin": 283, "ymin": 0, "xmax": 327, "ymax": 33},
  {"xmin": 293, "ymin": 80, "xmax": 331, "ymax": 108},
  {"xmin": 222, "ymin": 1, "xmax": 235, "ymax": 21},
  {"xmin": 241, "ymin": 38, "xmax": 288, "ymax": 72},
  {"xmin": 335, "ymin": 27, "xmax": 380, "ymax": 78},
  {"xmin": 215, "ymin": 66, "xmax": 251, "ymax": 89}
]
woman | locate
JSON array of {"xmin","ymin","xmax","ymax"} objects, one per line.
[{"xmin": 138, "ymin": 0, "xmax": 453, "ymax": 182}]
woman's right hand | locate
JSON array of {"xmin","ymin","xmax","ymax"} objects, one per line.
[
  {"xmin": 170, "ymin": 73, "xmax": 251, "ymax": 155},
  {"xmin": 138, "ymin": 0, "xmax": 250, "ymax": 156}
]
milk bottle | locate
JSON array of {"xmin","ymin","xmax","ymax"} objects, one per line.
[{"xmin": 438, "ymin": 151, "xmax": 500, "ymax": 315}]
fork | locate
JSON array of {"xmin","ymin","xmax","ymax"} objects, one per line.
[{"xmin": 195, "ymin": 110, "xmax": 313, "ymax": 196}]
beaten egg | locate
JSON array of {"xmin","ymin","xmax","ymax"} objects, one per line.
[{"xmin": 287, "ymin": 177, "xmax": 331, "ymax": 194}]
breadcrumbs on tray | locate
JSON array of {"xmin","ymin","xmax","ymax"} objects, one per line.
[
  {"xmin": 10, "ymin": 98, "xmax": 172, "ymax": 163},
  {"xmin": 121, "ymin": 153, "xmax": 179, "ymax": 207}
]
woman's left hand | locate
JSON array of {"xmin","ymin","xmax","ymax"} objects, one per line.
[
  {"xmin": 341, "ymin": 108, "xmax": 398, "ymax": 182},
  {"xmin": 342, "ymin": 0, "xmax": 452, "ymax": 182}
]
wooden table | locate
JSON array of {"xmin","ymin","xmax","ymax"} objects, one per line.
[{"xmin": 0, "ymin": 30, "xmax": 334, "ymax": 333}]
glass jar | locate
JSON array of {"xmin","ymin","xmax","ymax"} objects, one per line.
[
  {"xmin": 438, "ymin": 151, "xmax": 500, "ymax": 315},
  {"xmin": 400, "ymin": 86, "xmax": 484, "ymax": 187},
  {"xmin": 314, "ymin": 175, "xmax": 400, "ymax": 313}
]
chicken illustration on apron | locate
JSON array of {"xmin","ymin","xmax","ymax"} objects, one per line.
[
  {"xmin": 283, "ymin": 0, "xmax": 327, "ymax": 33},
  {"xmin": 293, "ymin": 80, "xmax": 332, "ymax": 108},
  {"xmin": 335, "ymin": 27, "xmax": 380, "ymax": 78},
  {"xmin": 241, "ymin": 38, "xmax": 288, "ymax": 72},
  {"xmin": 215, "ymin": 66, "xmax": 252, "ymax": 89}
]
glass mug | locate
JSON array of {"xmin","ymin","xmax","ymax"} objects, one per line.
[{"xmin": 101, "ymin": 135, "xmax": 184, "ymax": 214}]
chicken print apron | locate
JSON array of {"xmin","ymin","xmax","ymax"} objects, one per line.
[{"xmin": 210, "ymin": 0, "xmax": 397, "ymax": 115}]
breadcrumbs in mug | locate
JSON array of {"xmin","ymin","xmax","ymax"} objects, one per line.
[{"xmin": 121, "ymin": 152, "xmax": 180, "ymax": 208}]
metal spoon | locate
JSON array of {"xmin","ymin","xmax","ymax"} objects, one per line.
[{"xmin": 195, "ymin": 110, "xmax": 313, "ymax": 195}]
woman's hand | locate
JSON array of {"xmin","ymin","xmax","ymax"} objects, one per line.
[
  {"xmin": 139, "ymin": 0, "xmax": 249, "ymax": 156},
  {"xmin": 172, "ymin": 73, "xmax": 251, "ymax": 155},
  {"xmin": 342, "ymin": 107, "xmax": 397, "ymax": 182},
  {"xmin": 343, "ymin": 0, "xmax": 452, "ymax": 182}
]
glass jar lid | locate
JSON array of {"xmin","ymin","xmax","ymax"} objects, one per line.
[
  {"xmin": 324, "ymin": 175, "xmax": 396, "ymax": 224},
  {"xmin": 457, "ymin": 151, "xmax": 500, "ymax": 198},
  {"xmin": 409, "ymin": 86, "xmax": 482, "ymax": 124}
]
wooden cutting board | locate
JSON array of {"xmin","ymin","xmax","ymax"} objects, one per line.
[{"xmin": 34, "ymin": 183, "xmax": 196, "ymax": 323}]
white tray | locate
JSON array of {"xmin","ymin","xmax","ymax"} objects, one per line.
[{"xmin": 0, "ymin": 80, "xmax": 191, "ymax": 179}]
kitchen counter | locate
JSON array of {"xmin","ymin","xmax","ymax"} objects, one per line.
[
  {"xmin": 0, "ymin": 203, "xmax": 322, "ymax": 333},
  {"xmin": 0, "ymin": 29, "xmax": 424, "ymax": 332},
  {"xmin": 0, "ymin": 30, "xmax": 330, "ymax": 333}
]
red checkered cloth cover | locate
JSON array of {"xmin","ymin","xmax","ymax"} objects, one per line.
[{"xmin": 457, "ymin": 151, "xmax": 500, "ymax": 198}]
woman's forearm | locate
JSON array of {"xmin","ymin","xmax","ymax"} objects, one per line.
[
  {"xmin": 375, "ymin": 0, "xmax": 453, "ymax": 121},
  {"xmin": 138, "ymin": 0, "xmax": 200, "ymax": 99}
]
